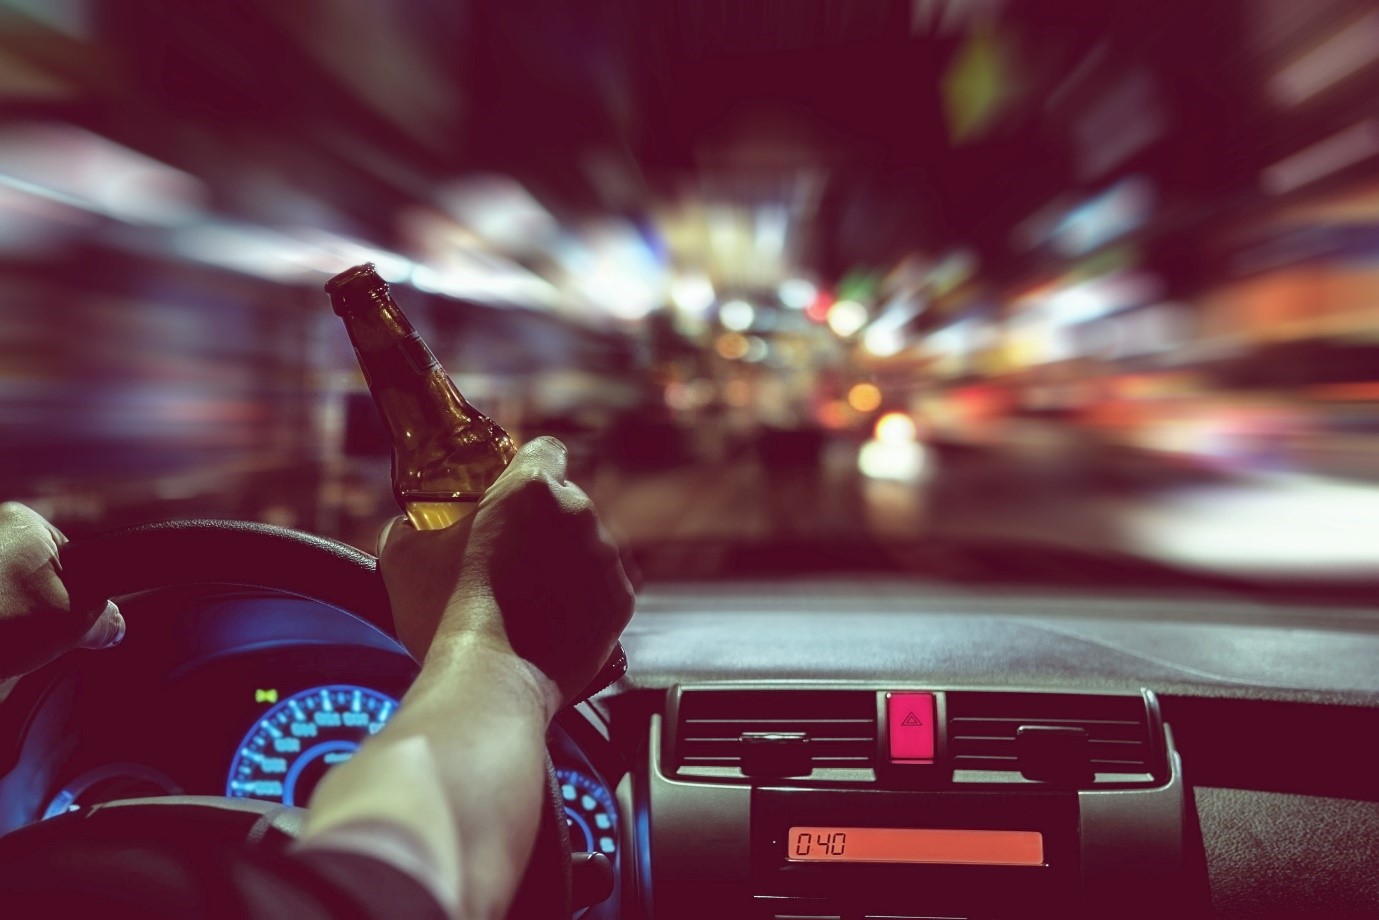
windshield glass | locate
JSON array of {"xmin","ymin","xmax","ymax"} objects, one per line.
[{"xmin": 3, "ymin": 0, "xmax": 1378, "ymax": 590}]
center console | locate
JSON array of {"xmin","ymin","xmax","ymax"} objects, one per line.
[{"xmin": 634, "ymin": 683, "xmax": 1194, "ymax": 920}]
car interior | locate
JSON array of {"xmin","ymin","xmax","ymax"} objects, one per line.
[
  {"xmin": 1, "ymin": 521, "xmax": 1378, "ymax": 919},
  {"xmin": 2, "ymin": 2, "xmax": 1379, "ymax": 919}
]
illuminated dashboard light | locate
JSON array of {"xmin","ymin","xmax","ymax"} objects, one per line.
[
  {"xmin": 44, "ymin": 764, "xmax": 182, "ymax": 820},
  {"xmin": 227, "ymin": 684, "xmax": 399, "ymax": 807},
  {"xmin": 787, "ymin": 826, "xmax": 1044, "ymax": 866},
  {"xmin": 555, "ymin": 767, "xmax": 618, "ymax": 860},
  {"xmin": 886, "ymin": 691, "xmax": 936, "ymax": 762}
]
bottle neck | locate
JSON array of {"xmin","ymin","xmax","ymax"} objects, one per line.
[
  {"xmin": 336, "ymin": 288, "xmax": 418, "ymax": 354},
  {"xmin": 333, "ymin": 283, "xmax": 449, "ymax": 385},
  {"xmin": 330, "ymin": 283, "xmax": 475, "ymax": 441}
]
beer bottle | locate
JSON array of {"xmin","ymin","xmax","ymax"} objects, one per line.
[
  {"xmin": 326, "ymin": 261, "xmax": 629, "ymax": 701},
  {"xmin": 326, "ymin": 263, "xmax": 516, "ymax": 530}
]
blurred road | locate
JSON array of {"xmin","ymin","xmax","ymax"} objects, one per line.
[
  {"xmin": 61, "ymin": 418, "xmax": 1379, "ymax": 584},
  {"xmin": 589, "ymin": 430, "xmax": 1379, "ymax": 580}
]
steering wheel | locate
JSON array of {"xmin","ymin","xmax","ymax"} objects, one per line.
[{"xmin": 0, "ymin": 520, "xmax": 624, "ymax": 919}]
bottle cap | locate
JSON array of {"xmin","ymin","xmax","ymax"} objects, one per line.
[{"xmin": 325, "ymin": 263, "xmax": 386, "ymax": 309}]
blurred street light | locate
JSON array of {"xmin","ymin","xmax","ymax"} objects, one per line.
[
  {"xmin": 827, "ymin": 300, "xmax": 868, "ymax": 337},
  {"xmin": 778, "ymin": 278, "xmax": 817, "ymax": 309},
  {"xmin": 720, "ymin": 299, "xmax": 756, "ymax": 331},
  {"xmin": 670, "ymin": 273, "xmax": 716, "ymax": 313},
  {"xmin": 847, "ymin": 383, "xmax": 882, "ymax": 412}
]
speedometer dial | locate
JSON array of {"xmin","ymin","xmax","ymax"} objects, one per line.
[
  {"xmin": 227, "ymin": 684, "xmax": 398, "ymax": 807},
  {"xmin": 555, "ymin": 767, "xmax": 617, "ymax": 858}
]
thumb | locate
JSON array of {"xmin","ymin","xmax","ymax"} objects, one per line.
[
  {"xmin": 76, "ymin": 601, "xmax": 125, "ymax": 651},
  {"xmin": 376, "ymin": 515, "xmax": 409, "ymax": 558}
]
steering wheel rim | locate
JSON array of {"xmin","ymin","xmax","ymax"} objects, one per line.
[
  {"xmin": 59, "ymin": 519, "xmax": 396, "ymax": 634},
  {"xmin": 11, "ymin": 519, "xmax": 574, "ymax": 920}
]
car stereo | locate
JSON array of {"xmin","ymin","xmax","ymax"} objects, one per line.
[{"xmin": 638, "ymin": 684, "xmax": 1193, "ymax": 920}]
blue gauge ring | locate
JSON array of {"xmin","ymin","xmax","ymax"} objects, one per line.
[
  {"xmin": 554, "ymin": 767, "xmax": 618, "ymax": 858},
  {"xmin": 227, "ymin": 684, "xmax": 399, "ymax": 807}
]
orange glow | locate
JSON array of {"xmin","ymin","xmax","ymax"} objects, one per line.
[
  {"xmin": 714, "ymin": 332, "xmax": 749, "ymax": 359},
  {"xmin": 847, "ymin": 382, "xmax": 882, "ymax": 413},
  {"xmin": 786, "ymin": 827, "xmax": 1045, "ymax": 866},
  {"xmin": 1308, "ymin": 381, "xmax": 1379, "ymax": 401},
  {"xmin": 722, "ymin": 378, "xmax": 752, "ymax": 407},
  {"xmin": 817, "ymin": 399, "xmax": 852, "ymax": 430}
]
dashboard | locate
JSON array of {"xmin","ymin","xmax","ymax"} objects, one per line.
[
  {"xmin": 0, "ymin": 586, "xmax": 630, "ymax": 918},
  {"xmin": 3, "ymin": 577, "xmax": 1379, "ymax": 919}
]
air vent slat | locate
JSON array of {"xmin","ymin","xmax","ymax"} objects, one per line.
[
  {"xmin": 684, "ymin": 718, "xmax": 874, "ymax": 725},
  {"xmin": 681, "ymin": 736, "xmax": 873, "ymax": 744},
  {"xmin": 946, "ymin": 692, "xmax": 1154, "ymax": 779},
  {"xmin": 681, "ymin": 740, "xmax": 870, "ymax": 754},
  {"xmin": 951, "ymin": 717, "xmax": 1140, "ymax": 726},
  {"xmin": 674, "ymin": 690, "xmax": 877, "ymax": 774}
]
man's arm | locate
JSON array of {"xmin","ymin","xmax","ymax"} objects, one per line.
[
  {"xmin": 300, "ymin": 632, "xmax": 558, "ymax": 919},
  {"xmin": 299, "ymin": 437, "xmax": 634, "ymax": 919}
]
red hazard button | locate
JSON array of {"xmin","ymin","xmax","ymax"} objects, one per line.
[{"xmin": 887, "ymin": 692, "xmax": 936, "ymax": 763}]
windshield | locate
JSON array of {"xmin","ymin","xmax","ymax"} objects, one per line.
[{"xmin": 3, "ymin": 0, "xmax": 1378, "ymax": 591}]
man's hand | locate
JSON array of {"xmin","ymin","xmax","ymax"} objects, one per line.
[
  {"xmin": 379, "ymin": 436, "xmax": 634, "ymax": 707},
  {"xmin": 0, "ymin": 503, "xmax": 124, "ymax": 680},
  {"xmin": 312, "ymin": 438, "xmax": 633, "ymax": 916}
]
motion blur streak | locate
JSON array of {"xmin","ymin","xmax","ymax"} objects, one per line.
[
  {"xmin": 2, "ymin": 0, "xmax": 1378, "ymax": 583},
  {"xmin": 1270, "ymin": 10, "xmax": 1379, "ymax": 106}
]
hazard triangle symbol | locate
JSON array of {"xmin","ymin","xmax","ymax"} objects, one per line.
[{"xmin": 901, "ymin": 711, "xmax": 923, "ymax": 726}]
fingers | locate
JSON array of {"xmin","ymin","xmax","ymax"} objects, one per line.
[
  {"xmin": 0, "ymin": 504, "xmax": 125, "ymax": 675},
  {"xmin": 0, "ymin": 501, "xmax": 42, "ymax": 527},
  {"xmin": 511, "ymin": 436, "xmax": 568, "ymax": 485},
  {"xmin": 0, "ymin": 502, "xmax": 62, "ymax": 567},
  {"xmin": 76, "ymin": 601, "xmax": 125, "ymax": 650}
]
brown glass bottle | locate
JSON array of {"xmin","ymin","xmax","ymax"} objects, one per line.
[{"xmin": 326, "ymin": 263, "xmax": 516, "ymax": 530}]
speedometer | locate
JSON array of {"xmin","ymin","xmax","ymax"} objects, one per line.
[
  {"xmin": 227, "ymin": 684, "xmax": 398, "ymax": 807},
  {"xmin": 555, "ymin": 767, "xmax": 617, "ymax": 858}
]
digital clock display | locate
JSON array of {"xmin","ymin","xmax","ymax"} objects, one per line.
[{"xmin": 786, "ymin": 826, "xmax": 1045, "ymax": 866}]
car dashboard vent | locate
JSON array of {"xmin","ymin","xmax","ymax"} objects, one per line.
[
  {"xmin": 671, "ymin": 689, "xmax": 877, "ymax": 779},
  {"xmin": 947, "ymin": 691, "xmax": 1158, "ymax": 783}
]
